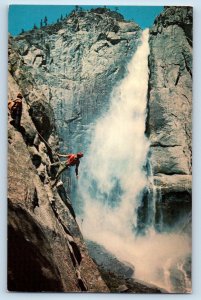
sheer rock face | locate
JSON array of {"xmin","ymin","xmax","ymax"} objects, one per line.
[
  {"xmin": 146, "ymin": 6, "xmax": 192, "ymax": 231},
  {"xmin": 8, "ymin": 72, "xmax": 109, "ymax": 293},
  {"xmin": 10, "ymin": 9, "xmax": 141, "ymax": 153}
]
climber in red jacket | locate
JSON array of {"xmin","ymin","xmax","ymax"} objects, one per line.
[
  {"xmin": 8, "ymin": 93, "xmax": 23, "ymax": 128},
  {"xmin": 51, "ymin": 152, "xmax": 84, "ymax": 185}
]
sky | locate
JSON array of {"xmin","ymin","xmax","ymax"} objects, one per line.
[{"xmin": 9, "ymin": 5, "xmax": 163, "ymax": 36}]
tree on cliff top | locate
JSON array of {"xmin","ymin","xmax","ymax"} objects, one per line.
[{"xmin": 44, "ymin": 16, "xmax": 48, "ymax": 26}]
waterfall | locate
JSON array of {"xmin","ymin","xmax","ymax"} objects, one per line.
[
  {"xmin": 80, "ymin": 28, "xmax": 150, "ymax": 230},
  {"xmin": 77, "ymin": 29, "xmax": 191, "ymax": 292}
]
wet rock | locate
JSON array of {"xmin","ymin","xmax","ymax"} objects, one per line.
[
  {"xmin": 86, "ymin": 240, "xmax": 163, "ymax": 293},
  {"xmin": 147, "ymin": 7, "xmax": 192, "ymax": 231},
  {"xmin": 153, "ymin": 174, "xmax": 192, "ymax": 233},
  {"xmin": 153, "ymin": 174, "xmax": 192, "ymax": 194},
  {"xmin": 86, "ymin": 240, "xmax": 134, "ymax": 278}
]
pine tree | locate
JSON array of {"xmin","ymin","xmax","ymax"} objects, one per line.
[
  {"xmin": 60, "ymin": 14, "xmax": 63, "ymax": 21},
  {"xmin": 40, "ymin": 19, "xmax": 43, "ymax": 28},
  {"xmin": 21, "ymin": 28, "xmax": 25, "ymax": 34},
  {"xmin": 33, "ymin": 24, "xmax": 38, "ymax": 30},
  {"xmin": 75, "ymin": 5, "xmax": 80, "ymax": 12},
  {"xmin": 44, "ymin": 16, "xmax": 48, "ymax": 26}
]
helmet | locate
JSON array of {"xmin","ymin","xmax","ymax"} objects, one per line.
[
  {"xmin": 17, "ymin": 93, "xmax": 23, "ymax": 99},
  {"xmin": 77, "ymin": 152, "xmax": 84, "ymax": 158}
]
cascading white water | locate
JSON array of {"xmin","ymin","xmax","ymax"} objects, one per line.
[
  {"xmin": 78, "ymin": 29, "xmax": 191, "ymax": 292},
  {"xmin": 80, "ymin": 29, "xmax": 150, "ymax": 231}
]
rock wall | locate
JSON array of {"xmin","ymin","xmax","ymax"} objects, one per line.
[
  {"xmin": 10, "ymin": 8, "xmax": 141, "ymax": 154},
  {"xmin": 146, "ymin": 6, "xmax": 192, "ymax": 232},
  {"xmin": 7, "ymin": 73, "xmax": 109, "ymax": 292}
]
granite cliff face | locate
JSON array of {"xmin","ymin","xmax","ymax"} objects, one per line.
[
  {"xmin": 146, "ymin": 6, "xmax": 192, "ymax": 232},
  {"xmin": 10, "ymin": 8, "xmax": 141, "ymax": 154},
  {"xmin": 8, "ymin": 74, "xmax": 110, "ymax": 292}
]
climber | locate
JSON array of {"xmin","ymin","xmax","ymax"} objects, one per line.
[
  {"xmin": 8, "ymin": 93, "xmax": 23, "ymax": 128},
  {"xmin": 51, "ymin": 152, "xmax": 84, "ymax": 186}
]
